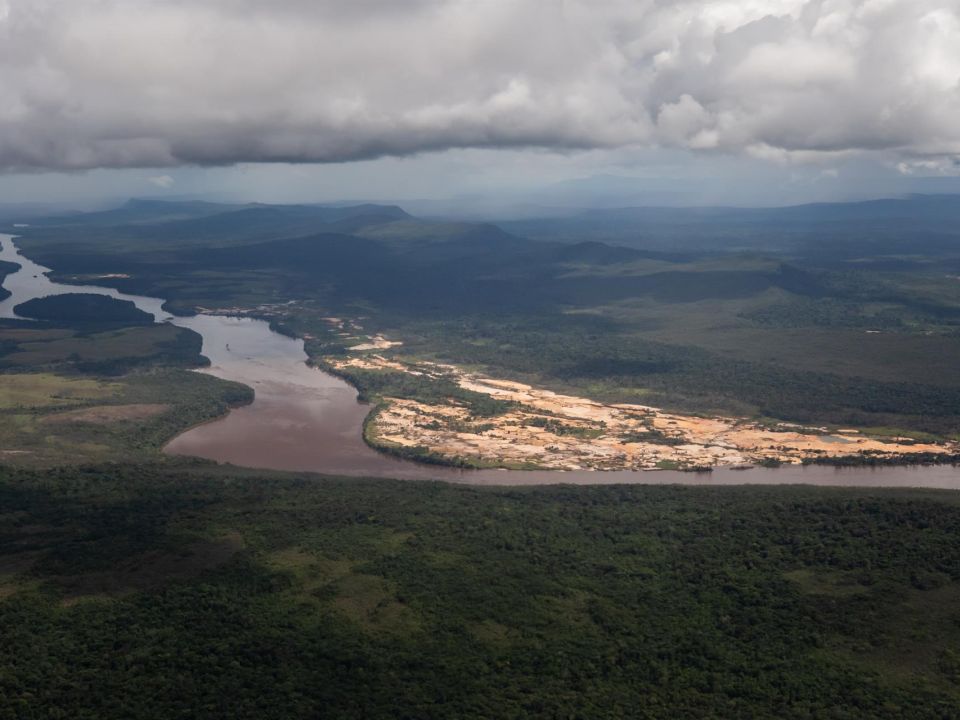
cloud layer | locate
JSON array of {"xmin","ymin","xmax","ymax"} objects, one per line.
[{"xmin": 0, "ymin": 0, "xmax": 958, "ymax": 171}]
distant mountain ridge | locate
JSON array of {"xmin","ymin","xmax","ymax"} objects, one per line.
[
  {"xmin": 499, "ymin": 194, "xmax": 960, "ymax": 257},
  {"xmin": 4, "ymin": 199, "xmax": 422, "ymax": 252},
  {"xmin": 12, "ymin": 193, "xmax": 960, "ymax": 268},
  {"xmin": 19, "ymin": 199, "xmax": 411, "ymax": 233}
]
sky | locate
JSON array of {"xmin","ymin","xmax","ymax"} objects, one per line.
[{"xmin": 1, "ymin": 0, "xmax": 959, "ymax": 212}]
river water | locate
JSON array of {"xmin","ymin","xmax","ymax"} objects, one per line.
[{"xmin": 2, "ymin": 232, "xmax": 959, "ymax": 488}]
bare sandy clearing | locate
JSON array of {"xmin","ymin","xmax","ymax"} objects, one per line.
[
  {"xmin": 349, "ymin": 335, "xmax": 404, "ymax": 352},
  {"xmin": 330, "ymin": 354, "xmax": 958, "ymax": 471}
]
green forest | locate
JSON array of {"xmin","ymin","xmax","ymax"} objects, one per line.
[
  {"xmin": 3, "ymin": 467, "xmax": 960, "ymax": 718},
  {"xmin": 14, "ymin": 294, "xmax": 154, "ymax": 326}
]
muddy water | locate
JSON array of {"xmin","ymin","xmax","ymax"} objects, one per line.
[
  {"xmin": 162, "ymin": 313, "xmax": 424, "ymax": 478},
  {"xmin": 3, "ymin": 233, "xmax": 960, "ymax": 488}
]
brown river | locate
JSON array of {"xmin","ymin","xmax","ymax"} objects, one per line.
[{"xmin": 3, "ymin": 233, "xmax": 960, "ymax": 488}]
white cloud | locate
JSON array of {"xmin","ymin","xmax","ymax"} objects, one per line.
[
  {"xmin": 896, "ymin": 158, "xmax": 960, "ymax": 175},
  {"xmin": 148, "ymin": 174, "xmax": 175, "ymax": 189},
  {"xmin": 0, "ymin": 0, "xmax": 957, "ymax": 171}
]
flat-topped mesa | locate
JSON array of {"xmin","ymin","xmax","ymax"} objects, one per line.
[{"xmin": 327, "ymin": 353, "xmax": 959, "ymax": 471}]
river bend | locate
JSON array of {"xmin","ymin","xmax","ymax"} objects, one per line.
[{"xmin": 3, "ymin": 233, "xmax": 959, "ymax": 488}]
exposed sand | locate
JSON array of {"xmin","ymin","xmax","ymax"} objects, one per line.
[
  {"xmin": 328, "ymin": 354, "xmax": 958, "ymax": 471},
  {"xmin": 67, "ymin": 273, "xmax": 132, "ymax": 280},
  {"xmin": 348, "ymin": 335, "xmax": 404, "ymax": 352}
]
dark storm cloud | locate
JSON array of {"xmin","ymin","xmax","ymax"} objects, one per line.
[{"xmin": 0, "ymin": 0, "xmax": 958, "ymax": 171}]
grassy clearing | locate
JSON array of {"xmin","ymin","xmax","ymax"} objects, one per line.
[
  {"xmin": 0, "ymin": 314, "xmax": 252, "ymax": 465},
  {"xmin": 0, "ymin": 373, "xmax": 118, "ymax": 409},
  {"xmin": 784, "ymin": 568, "xmax": 871, "ymax": 597},
  {"xmin": 0, "ymin": 369, "xmax": 252, "ymax": 465},
  {"xmin": 0, "ymin": 323, "xmax": 204, "ymax": 372}
]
